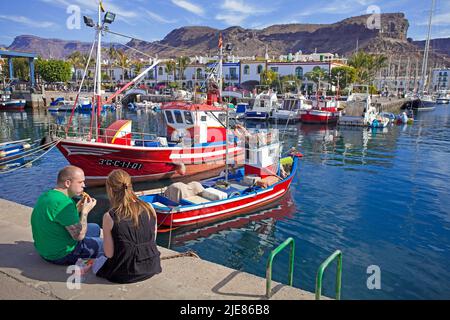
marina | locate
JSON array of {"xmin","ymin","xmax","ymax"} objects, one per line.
[{"xmin": 1, "ymin": 103, "xmax": 450, "ymax": 299}]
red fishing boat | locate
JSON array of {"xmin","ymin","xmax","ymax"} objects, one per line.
[
  {"xmin": 301, "ymin": 97, "xmax": 340, "ymax": 124},
  {"xmin": 139, "ymin": 129, "xmax": 302, "ymax": 228},
  {"xmin": 54, "ymin": 102, "xmax": 242, "ymax": 186},
  {"xmin": 49, "ymin": 3, "xmax": 241, "ymax": 186}
]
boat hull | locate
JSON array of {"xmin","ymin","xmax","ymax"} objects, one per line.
[
  {"xmin": 245, "ymin": 111, "xmax": 270, "ymax": 120},
  {"xmin": 0, "ymin": 100, "xmax": 26, "ymax": 111},
  {"xmin": 301, "ymin": 110, "xmax": 339, "ymax": 124},
  {"xmin": 56, "ymin": 140, "xmax": 243, "ymax": 186},
  {"xmin": 156, "ymin": 173, "xmax": 294, "ymax": 227}
]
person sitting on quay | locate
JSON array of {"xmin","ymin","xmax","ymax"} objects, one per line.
[
  {"xmin": 31, "ymin": 165, "xmax": 103, "ymax": 265},
  {"xmin": 93, "ymin": 169, "xmax": 162, "ymax": 284}
]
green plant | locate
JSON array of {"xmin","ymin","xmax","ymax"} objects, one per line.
[{"xmin": 36, "ymin": 59, "xmax": 72, "ymax": 83}]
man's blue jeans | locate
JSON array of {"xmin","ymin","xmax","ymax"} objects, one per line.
[{"xmin": 46, "ymin": 223, "xmax": 104, "ymax": 265}]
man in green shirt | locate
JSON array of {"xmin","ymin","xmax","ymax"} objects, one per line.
[{"xmin": 31, "ymin": 165, "xmax": 103, "ymax": 265}]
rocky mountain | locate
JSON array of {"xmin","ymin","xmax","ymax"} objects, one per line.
[
  {"xmin": 7, "ymin": 35, "xmax": 123, "ymax": 60},
  {"xmin": 413, "ymin": 38, "xmax": 450, "ymax": 58},
  {"xmin": 125, "ymin": 13, "xmax": 449, "ymax": 66},
  {"xmin": 5, "ymin": 13, "xmax": 450, "ymax": 66}
]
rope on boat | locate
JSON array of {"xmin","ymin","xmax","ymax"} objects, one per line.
[
  {"xmin": 0, "ymin": 139, "xmax": 60, "ymax": 165},
  {"xmin": 161, "ymin": 250, "xmax": 200, "ymax": 261},
  {"xmin": 0, "ymin": 139, "xmax": 61, "ymax": 175}
]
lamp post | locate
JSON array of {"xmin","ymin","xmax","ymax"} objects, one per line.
[{"xmin": 83, "ymin": 5, "xmax": 115, "ymax": 140}]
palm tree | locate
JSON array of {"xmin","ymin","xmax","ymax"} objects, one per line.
[
  {"xmin": 67, "ymin": 51, "xmax": 82, "ymax": 83},
  {"xmin": 165, "ymin": 60, "xmax": 176, "ymax": 85},
  {"xmin": 349, "ymin": 51, "xmax": 388, "ymax": 92},
  {"xmin": 176, "ymin": 56, "xmax": 190, "ymax": 87},
  {"xmin": 107, "ymin": 46, "xmax": 117, "ymax": 85},
  {"xmin": 305, "ymin": 66, "xmax": 329, "ymax": 94},
  {"xmin": 115, "ymin": 50, "xmax": 131, "ymax": 82},
  {"xmin": 260, "ymin": 69, "xmax": 278, "ymax": 88}
]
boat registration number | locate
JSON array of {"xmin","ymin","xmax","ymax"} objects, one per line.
[{"xmin": 98, "ymin": 159, "xmax": 143, "ymax": 170}]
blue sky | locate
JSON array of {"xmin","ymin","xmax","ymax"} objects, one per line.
[{"xmin": 0, "ymin": 0, "xmax": 449, "ymax": 46}]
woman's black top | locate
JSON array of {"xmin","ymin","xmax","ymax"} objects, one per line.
[{"xmin": 97, "ymin": 208, "xmax": 162, "ymax": 284}]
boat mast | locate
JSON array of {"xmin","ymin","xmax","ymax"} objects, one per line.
[
  {"xmin": 95, "ymin": 2, "xmax": 103, "ymax": 140},
  {"xmin": 219, "ymin": 33, "xmax": 230, "ymax": 185},
  {"xmin": 419, "ymin": 0, "xmax": 435, "ymax": 96}
]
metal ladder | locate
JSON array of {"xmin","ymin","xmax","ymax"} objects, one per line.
[{"xmin": 265, "ymin": 238, "xmax": 342, "ymax": 300}]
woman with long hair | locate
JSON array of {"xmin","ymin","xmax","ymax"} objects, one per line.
[{"xmin": 95, "ymin": 169, "xmax": 162, "ymax": 283}]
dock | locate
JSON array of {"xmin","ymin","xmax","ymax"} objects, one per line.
[{"xmin": 0, "ymin": 198, "xmax": 321, "ymax": 300}]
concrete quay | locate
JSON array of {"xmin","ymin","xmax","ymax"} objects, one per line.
[{"xmin": 0, "ymin": 198, "xmax": 321, "ymax": 300}]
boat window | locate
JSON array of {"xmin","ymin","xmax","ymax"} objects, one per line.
[
  {"xmin": 174, "ymin": 110, "xmax": 184, "ymax": 124},
  {"xmin": 165, "ymin": 110, "xmax": 174, "ymax": 123},
  {"xmin": 201, "ymin": 115, "xmax": 207, "ymax": 122},
  {"xmin": 184, "ymin": 111, "xmax": 193, "ymax": 124}
]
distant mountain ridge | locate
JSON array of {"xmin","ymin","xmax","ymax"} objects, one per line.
[
  {"xmin": 5, "ymin": 13, "xmax": 450, "ymax": 66},
  {"xmin": 413, "ymin": 38, "xmax": 450, "ymax": 58},
  {"xmin": 7, "ymin": 35, "xmax": 124, "ymax": 59}
]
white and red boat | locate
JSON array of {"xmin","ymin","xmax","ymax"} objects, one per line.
[
  {"xmin": 0, "ymin": 93, "xmax": 26, "ymax": 111},
  {"xmin": 301, "ymin": 98, "xmax": 340, "ymax": 124},
  {"xmin": 54, "ymin": 101, "xmax": 242, "ymax": 186},
  {"xmin": 50, "ymin": 3, "xmax": 241, "ymax": 186},
  {"xmin": 139, "ymin": 130, "xmax": 302, "ymax": 228}
]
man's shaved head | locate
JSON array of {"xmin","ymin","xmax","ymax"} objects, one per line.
[{"xmin": 57, "ymin": 166, "xmax": 83, "ymax": 186}]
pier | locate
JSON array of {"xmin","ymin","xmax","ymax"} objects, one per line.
[{"xmin": 0, "ymin": 198, "xmax": 321, "ymax": 300}]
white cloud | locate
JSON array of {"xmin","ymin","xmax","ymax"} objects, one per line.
[
  {"xmin": 215, "ymin": 13, "xmax": 247, "ymax": 26},
  {"xmin": 171, "ymin": 0, "xmax": 204, "ymax": 16},
  {"xmin": 432, "ymin": 13, "xmax": 450, "ymax": 26},
  {"xmin": 216, "ymin": 0, "xmax": 274, "ymax": 26},
  {"xmin": 145, "ymin": 10, "xmax": 176, "ymax": 24},
  {"xmin": 0, "ymin": 15, "xmax": 55, "ymax": 28},
  {"xmin": 221, "ymin": 0, "xmax": 265, "ymax": 14}
]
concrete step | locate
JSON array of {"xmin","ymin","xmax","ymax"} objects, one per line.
[{"xmin": 0, "ymin": 198, "xmax": 321, "ymax": 300}]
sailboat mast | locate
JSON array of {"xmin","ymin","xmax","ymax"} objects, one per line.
[
  {"xmin": 219, "ymin": 34, "xmax": 229, "ymax": 184},
  {"xmin": 95, "ymin": 2, "xmax": 103, "ymax": 140},
  {"xmin": 420, "ymin": 0, "xmax": 435, "ymax": 95}
]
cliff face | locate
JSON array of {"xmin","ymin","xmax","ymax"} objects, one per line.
[{"xmin": 5, "ymin": 13, "xmax": 450, "ymax": 66}]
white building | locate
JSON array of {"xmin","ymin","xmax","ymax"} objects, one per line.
[
  {"xmin": 431, "ymin": 68, "xmax": 450, "ymax": 92},
  {"xmin": 240, "ymin": 60, "xmax": 266, "ymax": 84}
]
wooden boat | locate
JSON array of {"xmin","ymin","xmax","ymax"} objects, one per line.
[
  {"xmin": 158, "ymin": 190, "xmax": 297, "ymax": 245},
  {"xmin": 140, "ymin": 130, "xmax": 302, "ymax": 228}
]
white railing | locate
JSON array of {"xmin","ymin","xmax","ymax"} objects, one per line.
[{"xmin": 50, "ymin": 124, "xmax": 159, "ymax": 146}]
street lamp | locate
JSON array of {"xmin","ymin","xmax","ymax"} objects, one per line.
[
  {"xmin": 103, "ymin": 12, "xmax": 116, "ymax": 24},
  {"xmin": 83, "ymin": 16, "xmax": 95, "ymax": 28}
]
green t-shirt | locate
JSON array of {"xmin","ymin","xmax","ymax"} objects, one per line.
[{"xmin": 31, "ymin": 190, "xmax": 80, "ymax": 260}]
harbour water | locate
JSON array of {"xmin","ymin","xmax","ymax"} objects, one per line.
[{"xmin": 1, "ymin": 106, "xmax": 449, "ymax": 299}]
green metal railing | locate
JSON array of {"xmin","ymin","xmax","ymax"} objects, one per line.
[
  {"xmin": 265, "ymin": 237, "xmax": 295, "ymax": 298},
  {"xmin": 315, "ymin": 250, "xmax": 343, "ymax": 300}
]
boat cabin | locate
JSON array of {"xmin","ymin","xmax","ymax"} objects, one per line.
[
  {"xmin": 251, "ymin": 91, "xmax": 280, "ymax": 112},
  {"xmin": 161, "ymin": 102, "xmax": 227, "ymax": 145}
]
